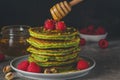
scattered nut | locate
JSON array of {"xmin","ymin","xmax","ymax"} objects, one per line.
[
  {"xmin": 44, "ymin": 67, "xmax": 58, "ymax": 74},
  {"xmin": 47, "ymin": 29, "xmax": 51, "ymax": 32},
  {"xmin": 3, "ymin": 65, "xmax": 12, "ymax": 73},
  {"xmin": 44, "ymin": 68, "xmax": 51, "ymax": 74},
  {"xmin": 43, "ymin": 28, "xmax": 46, "ymax": 31},
  {"xmin": 68, "ymin": 32, "xmax": 70, "ymax": 34},
  {"xmin": 73, "ymin": 28, "xmax": 76, "ymax": 31},
  {"xmin": 5, "ymin": 72, "xmax": 14, "ymax": 80},
  {"xmin": 50, "ymin": 67, "xmax": 57, "ymax": 73},
  {"xmin": 58, "ymin": 33, "xmax": 61, "ymax": 35}
]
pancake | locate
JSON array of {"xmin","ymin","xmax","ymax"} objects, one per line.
[
  {"xmin": 27, "ymin": 37, "xmax": 80, "ymax": 49},
  {"xmin": 27, "ymin": 46, "xmax": 80, "ymax": 56},
  {"xmin": 28, "ymin": 27, "xmax": 79, "ymax": 40},
  {"xmin": 28, "ymin": 56, "xmax": 79, "ymax": 67},
  {"xmin": 30, "ymin": 51, "xmax": 79, "ymax": 62}
]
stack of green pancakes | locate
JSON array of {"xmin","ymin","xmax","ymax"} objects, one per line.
[{"xmin": 27, "ymin": 27, "xmax": 80, "ymax": 73}]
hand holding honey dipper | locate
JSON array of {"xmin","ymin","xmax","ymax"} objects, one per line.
[{"xmin": 50, "ymin": 0, "xmax": 84, "ymax": 21}]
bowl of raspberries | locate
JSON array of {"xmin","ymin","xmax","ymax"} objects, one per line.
[{"xmin": 79, "ymin": 25, "xmax": 108, "ymax": 42}]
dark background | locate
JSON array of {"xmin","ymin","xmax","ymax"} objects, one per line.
[{"xmin": 0, "ymin": 0, "xmax": 120, "ymax": 39}]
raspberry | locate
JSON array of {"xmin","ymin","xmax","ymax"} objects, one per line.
[
  {"xmin": 87, "ymin": 30, "xmax": 95, "ymax": 35},
  {"xmin": 87, "ymin": 25, "xmax": 95, "ymax": 35},
  {"xmin": 79, "ymin": 38, "xmax": 86, "ymax": 46},
  {"xmin": 79, "ymin": 28, "xmax": 88, "ymax": 34},
  {"xmin": 77, "ymin": 59, "xmax": 89, "ymax": 70},
  {"xmin": 27, "ymin": 62, "xmax": 41, "ymax": 73},
  {"xmin": 0, "ymin": 53, "xmax": 5, "ymax": 61},
  {"xmin": 56, "ymin": 21, "xmax": 66, "ymax": 31},
  {"xmin": 17, "ymin": 60, "xmax": 29, "ymax": 71},
  {"xmin": 98, "ymin": 39, "xmax": 109, "ymax": 49},
  {"xmin": 87, "ymin": 25, "xmax": 94, "ymax": 31},
  {"xmin": 44, "ymin": 19, "xmax": 56, "ymax": 30},
  {"xmin": 95, "ymin": 30, "xmax": 101, "ymax": 35},
  {"xmin": 96, "ymin": 26, "xmax": 106, "ymax": 34}
]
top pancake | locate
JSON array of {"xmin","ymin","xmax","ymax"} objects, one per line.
[{"xmin": 28, "ymin": 27, "xmax": 79, "ymax": 40}]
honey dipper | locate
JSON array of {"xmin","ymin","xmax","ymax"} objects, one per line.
[{"xmin": 50, "ymin": 0, "xmax": 83, "ymax": 21}]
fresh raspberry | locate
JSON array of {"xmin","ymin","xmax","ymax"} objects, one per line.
[
  {"xmin": 79, "ymin": 38, "xmax": 86, "ymax": 46},
  {"xmin": 27, "ymin": 62, "xmax": 41, "ymax": 73},
  {"xmin": 17, "ymin": 60, "xmax": 29, "ymax": 71},
  {"xmin": 77, "ymin": 59, "xmax": 89, "ymax": 70},
  {"xmin": 87, "ymin": 25, "xmax": 94, "ymax": 31},
  {"xmin": 96, "ymin": 26, "xmax": 106, "ymax": 34},
  {"xmin": 44, "ymin": 19, "xmax": 56, "ymax": 30},
  {"xmin": 0, "ymin": 53, "xmax": 5, "ymax": 61},
  {"xmin": 56, "ymin": 21, "xmax": 66, "ymax": 31},
  {"xmin": 79, "ymin": 28, "xmax": 88, "ymax": 34},
  {"xmin": 87, "ymin": 30, "xmax": 95, "ymax": 35},
  {"xmin": 95, "ymin": 30, "xmax": 101, "ymax": 35},
  {"xmin": 98, "ymin": 39, "xmax": 109, "ymax": 49}
]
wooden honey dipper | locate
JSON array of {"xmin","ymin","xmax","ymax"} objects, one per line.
[{"xmin": 50, "ymin": 0, "xmax": 83, "ymax": 21}]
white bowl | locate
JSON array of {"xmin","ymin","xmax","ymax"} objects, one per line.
[{"xmin": 79, "ymin": 33, "xmax": 108, "ymax": 42}]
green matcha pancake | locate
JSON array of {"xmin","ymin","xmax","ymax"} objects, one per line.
[
  {"xmin": 29, "ymin": 51, "xmax": 79, "ymax": 62},
  {"xmin": 28, "ymin": 27, "xmax": 79, "ymax": 40},
  {"xmin": 28, "ymin": 56, "xmax": 79, "ymax": 67},
  {"xmin": 27, "ymin": 37, "xmax": 80, "ymax": 49},
  {"xmin": 27, "ymin": 46, "xmax": 80, "ymax": 56}
]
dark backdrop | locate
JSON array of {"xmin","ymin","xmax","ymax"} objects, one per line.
[{"xmin": 0, "ymin": 0, "xmax": 120, "ymax": 39}]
